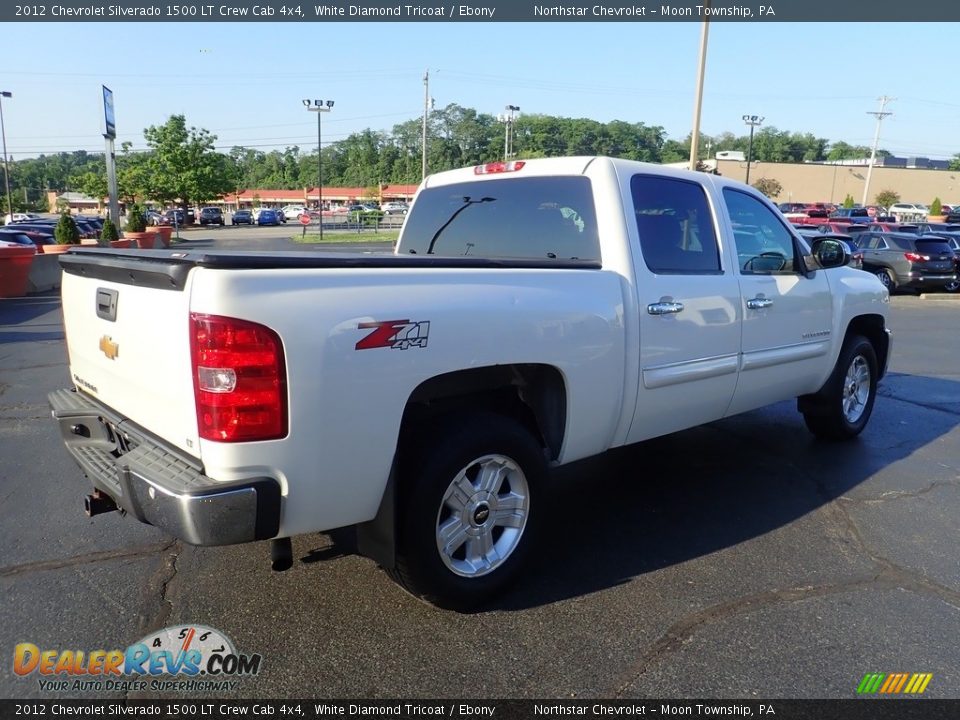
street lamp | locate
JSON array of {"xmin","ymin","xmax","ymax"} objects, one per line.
[
  {"xmin": 0, "ymin": 91, "xmax": 12, "ymax": 222},
  {"xmin": 742, "ymin": 114, "xmax": 763, "ymax": 185},
  {"xmin": 303, "ymin": 98, "xmax": 334, "ymax": 241},
  {"xmin": 497, "ymin": 105, "xmax": 520, "ymax": 161}
]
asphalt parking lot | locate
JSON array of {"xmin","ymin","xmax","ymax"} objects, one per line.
[{"xmin": 1, "ymin": 234, "xmax": 959, "ymax": 700}]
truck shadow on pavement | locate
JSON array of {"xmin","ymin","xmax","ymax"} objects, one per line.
[
  {"xmin": 0, "ymin": 294, "xmax": 65, "ymax": 344},
  {"xmin": 482, "ymin": 371, "xmax": 960, "ymax": 611}
]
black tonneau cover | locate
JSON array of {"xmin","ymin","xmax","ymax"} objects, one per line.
[{"xmin": 59, "ymin": 249, "xmax": 602, "ymax": 292}]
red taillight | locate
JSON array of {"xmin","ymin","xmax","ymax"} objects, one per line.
[
  {"xmin": 904, "ymin": 252, "xmax": 929, "ymax": 263},
  {"xmin": 189, "ymin": 313, "xmax": 287, "ymax": 442},
  {"xmin": 474, "ymin": 160, "xmax": 526, "ymax": 175}
]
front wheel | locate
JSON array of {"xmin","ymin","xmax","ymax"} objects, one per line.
[
  {"xmin": 390, "ymin": 412, "xmax": 545, "ymax": 611},
  {"xmin": 875, "ymin": 269, "xmax": 895, "ymax": 290},
  {"xmin": 801, "ymin": 335, "xmax": 878, "ymax": 441},
  {"xmin": 944, "ymin": 278, "xmax": 960, "ymax": 293}
]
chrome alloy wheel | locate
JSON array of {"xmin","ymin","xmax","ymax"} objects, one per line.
[
  {"xmin": 435, "ymin": 454, "xmax": 530, "ymax": 578},
  {"xmin": 843, "ymin": 355, "xmax": 872, "ymax": 423}
]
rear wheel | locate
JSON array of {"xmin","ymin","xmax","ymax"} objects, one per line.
[
  {"xmin": 802, "ymin": 335, "xmax": 878, "ymax": 441},
  {"xmin": 944, "ymin": 278, "xmax": 960, "ymax": 293},
  {"xmin": 390, "ymin": 412, "xmax": 545, "ymax": 611}
]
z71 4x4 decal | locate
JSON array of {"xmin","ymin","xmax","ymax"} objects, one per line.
[{"xmin": 355, "ymin": 320, "xmax": 431, "ymax": 351}]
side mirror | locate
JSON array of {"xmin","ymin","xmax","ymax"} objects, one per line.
[{"xmin": 810, "ymin": 238, "xmax": 851, "ymax": 269}]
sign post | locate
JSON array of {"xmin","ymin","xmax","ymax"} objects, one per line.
[
  {"xmin": 299, "ymin": 211, "xmax": 311, "ymax": 238},
  {"xmin": 102, "ymin": 86, "xmax": 120, "ymax": 229}
]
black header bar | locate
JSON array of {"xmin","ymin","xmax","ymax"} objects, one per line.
[{"xmin": 3, "ymin": 1, "xmax": 958, "ymax": 23}]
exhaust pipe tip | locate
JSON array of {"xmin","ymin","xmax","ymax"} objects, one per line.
[
  {"xmin": 84, "ymin": 490, "xmax": 118, "ymax": 517},
  {"xmin": 271, "ymin": 537, "xmax": 293, "ymax": 572}
]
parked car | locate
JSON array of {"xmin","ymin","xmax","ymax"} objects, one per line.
[
  {"xmin": 256, "ymin": 208, "xmax": 280, "ymax": 226},
  {"xmin": 231, "ymin": 210, "xmax": 254, "ymax": 226},
  {"xmin": 887, "ymin": 203, "xmax": 929, "ymax": 222},
  {"xmin": 381, "ymin": 202, "xmax": 409, "ymax": 215},
  {"xmin": 199, "ymin": 207, "xmax": 225, "ymax": 226},
  {"xmin": 946, "ymin": 207, "xmax": 960, "ymax": 223},
  {"xmin": 281, "ymin": 205, "xmax": 306, "ymax": 220},
  {"xmin": 163, "ymin": 209, "xmax": 188, "ymax": 227},
  {"xmin": 851, "ymin": 231, "xmax": 956, "ymax": 291},
  {"xmin": 814, "ymin": 222, "xmax": 871, "ymax": 236},
  {"xmin": 829, "ymin": 207, "xmax": 872, "ymax": 223},
  {"xmin": 935, "ymin": 236, "xmax": 960, "ymax": 292},
  {"xmin": 145, "ymin": 212, "xmax": 163, "ymax": 226},
  {"xmin": 5, "ymin": 212, "xmax": 41, "ymax": 224},
  {"xmin": 276, "ymin": 209, "xmax": 286, "ymax": 223},
  {"xmin": 0, "ymin": 228, "xmax": 52, "ymax": 249},
  {"xmin": 49, "ymin": 156, "xmax": 891, "ymax": 609}
]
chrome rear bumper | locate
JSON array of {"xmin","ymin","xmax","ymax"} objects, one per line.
[{"xmin": 48, "ymin": 388, "xmax": 280, "ymax": 546}]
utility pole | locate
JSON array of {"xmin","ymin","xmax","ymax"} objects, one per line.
[
  {"xmin": 689, "ymin": 4, "xmax": 710, "ymax": 171},
  {"xmin": 0, "ymin": 91, "xmax": 12, "ymax": 221},
  {"xmin": 422, "ymin": 69, "xmax": 429, "ymax": 180},
  {"xmin": 862, "ymin": 96, "xmax": 894, "ymax": 207}
]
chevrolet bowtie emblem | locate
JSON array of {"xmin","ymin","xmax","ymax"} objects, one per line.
[{"xmin": 99, "ymin": 335, "xmax": 119, "ymax": 360}]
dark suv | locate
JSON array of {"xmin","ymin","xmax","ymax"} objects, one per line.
[
  {"xmin": 199, "ymin": 207, "xmax": 224, "ymax": 226},
  {"xmin": 852, "ymin": 231, "xmax": 957, "ymax": 291}
]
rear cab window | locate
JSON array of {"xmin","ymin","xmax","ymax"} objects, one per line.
[
  {"xmin": 631, "ymin": 175, "xmax": 721, "ymax": 274},
  {"xmin": 399, "ymin": 176, "xmax": 600, "ymax": 260}
]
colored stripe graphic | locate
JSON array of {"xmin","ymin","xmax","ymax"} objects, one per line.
[{"xmin": 858, "ymin": 672, "xmax": 932, "ymax": 694}]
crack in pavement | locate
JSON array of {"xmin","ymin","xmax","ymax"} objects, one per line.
[
  {"xmin": 606, "ymin": 418, "xmax": 960, "ymax": 697},
  {"xmin": 0, "ymin": 540, "xmax": 176, "ymax": 578},
  {"xmin": 609, "ymin": 564, "xmax": 960, "ymax": 698},
  {"xmin": 876, "ymin": 388, "xmax": 960, "ymax": 417},
  {"xmin": 839, "ymin": 478, "xmax": 959, "ymax": 505},
  {"xmin": 137, "ymin": 540, "xmax": 182, "ymax": 637}
]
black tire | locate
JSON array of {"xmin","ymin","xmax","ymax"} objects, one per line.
[
  {"xmin": 875, "ymin": 269, "xmax": 895, "ymax": 291},
  {"xmin": 390, "ymin": 412, "xmax": 545, "ymax": 611},
  {"xmin": 944, "ymin": 278, "xmax": 960, "ymax": 293},
  {"xmin": 801, "ymin": 334, "xmax": 878, "ymax": 441}
]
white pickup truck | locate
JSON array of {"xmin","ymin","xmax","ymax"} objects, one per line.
[{"xmin": 50, "ymin": 157, "xmax": 890, "ymax": 609}]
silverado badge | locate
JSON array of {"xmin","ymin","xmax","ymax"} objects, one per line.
[{"xmin": 99, "ymin": 335, "xmax": 119, "ymax": 360}]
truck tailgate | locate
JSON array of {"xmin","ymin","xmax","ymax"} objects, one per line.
[{"xmin": 59, "ymin": 251, "xmax": 200, "ymax": 457}]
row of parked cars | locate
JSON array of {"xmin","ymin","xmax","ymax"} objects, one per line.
[
  {"xmin": 0, "ymin": 214, "xmax": 105, "ymax": 249},
  {"xmin": 794, "ymin": 221, "xmax": 960, "ymax": 293}
]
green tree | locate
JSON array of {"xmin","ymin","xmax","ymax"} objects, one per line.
[
  {"xmin": 949, "ymin": 154, "xmax": 960, "ymax": 172},
  {"xmin": 752, "ymin": 178, "xmax": 782, "ymax": 198},
  {"xmin": 929, "ymin": 197, "xmax": 942, "ymax": 215},
  {"xmin": 54, "ymin": 212, "xmax": 80, "ymax": 245},
  {"xmin": 842, "ymin": 194, "xmax": 855, "ymax": 209},
  {"xmin": 142, "ymin": 115, "xmax": 237, "ymax": 211},
  {"xmin": 875, "ymin": 189, "xmax": 900, "ymax": 209},
  {"xmin": 125, "ymin": 203, "xmax": 147, "ymax": 233}
]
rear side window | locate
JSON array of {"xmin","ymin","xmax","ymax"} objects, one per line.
[
  {"xmin": 399, "ymin": 176, "xmax": 599, "ymax": 260},
  {"xmin": 631, "ymin": 175, "xmax": 720, "ymax": 273}
]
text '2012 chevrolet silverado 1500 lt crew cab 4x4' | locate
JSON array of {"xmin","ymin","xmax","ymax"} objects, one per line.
[{"xmin": 50, "ymin": 157, "xmax": 890, "ymax": 610}]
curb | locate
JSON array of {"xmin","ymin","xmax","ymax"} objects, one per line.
[{"xmin": 919, "ymin": 293, "xmax": 960, "ymax": 301}]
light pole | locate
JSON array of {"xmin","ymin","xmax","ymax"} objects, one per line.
[
  {"xmin": 742, "ymin": 114, "xmax": 763, "ymax": 186},
  {"xmin": 303, "ymin": 98, "xmax": 334, "ymax": 241},
  {"xmin": 498, "ymin": 105, "xmax": 519, "ymax": 161},
  {"xmin": 0, "ymin": 91, "xmax": 12, "ymax": 221}
]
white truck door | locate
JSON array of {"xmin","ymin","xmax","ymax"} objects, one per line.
[
  {"xmin": 720, "ymin": 188, "xmax": 834, "ymax": 417},
  {"xmin": 624, "ymin": 173, "xmax": 742, "ymax": 444}
]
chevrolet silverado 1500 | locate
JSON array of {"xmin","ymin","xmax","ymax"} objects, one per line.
[{"xmin": 50, "ymin": 157, "xmax": 890, "ymax": 609}]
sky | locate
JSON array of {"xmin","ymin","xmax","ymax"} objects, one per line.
[{"xmin": 3, "ymin": 21, "xmax": 958, "ymax": 160}]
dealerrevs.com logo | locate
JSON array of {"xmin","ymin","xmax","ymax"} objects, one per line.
[{"xmin": 14, "ymin": 625, "xmax": 262, "ymax": 693}]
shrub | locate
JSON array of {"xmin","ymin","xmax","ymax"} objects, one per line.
[
  {"xmin": 100, "ymin": 217, "xmax": 120, "ymax": 245},
  {"xmin": 752, "ymin": 178, "xmax": 782, "ymax": 199},
  {"xmin": 842, "ymin": 194, "xmax": 855, "ymax": 209},
  {"xmin": 125, "ymin": 203, "xmax": 147, "ymax": 233},
  {"xmin": 929, "ymin": 197, "xmax": 943, "ymax": 216},
  {"xmin": 54, "ymin": 212, "xmax": 81, "ymax": 245},
  {"xmin": 874, "ymin": 190, "xmax": 900, "ymax": 209}
]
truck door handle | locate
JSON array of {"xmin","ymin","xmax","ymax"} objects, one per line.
[
  {"xmin": 746, "ymin": 296, "xmax": 773, "ymax": 310},
  {"xmin": 647, "ymin": 301, "xmax": 685, "ymax": 315}
]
